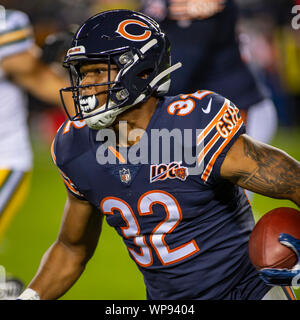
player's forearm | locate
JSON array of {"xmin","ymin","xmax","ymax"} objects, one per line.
[
  {"xmin": 1, "ymin": 46, "xmax": 68, "ymax": 107},
  {"xmin": 14, "ymin": 64, "xmax": 68, "ymax": 106},
  {"xmin": 236, "ymin": 137, "xmax": 300, "ymax": 207},
  {"xmin": 27, "ymin": 240, "xmax": 88, "ymax": 300}
]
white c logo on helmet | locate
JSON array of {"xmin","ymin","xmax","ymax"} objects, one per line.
[{"xmin": 116, "ymin": 19, "xmax": 152, "ymax": 41}]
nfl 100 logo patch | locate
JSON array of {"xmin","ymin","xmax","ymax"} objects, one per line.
[{"xmin": 150, "ymin": 161, "xmax": 189, "ymax": 183}]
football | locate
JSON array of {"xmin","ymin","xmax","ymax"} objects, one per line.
[{"xmin": 248, "ymin": 207, "xmax": 300, "ymax": 270}]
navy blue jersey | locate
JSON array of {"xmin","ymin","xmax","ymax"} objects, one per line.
[
  {"xmin": 51, "ymin": 91, "xmax": 270, "ymax": 299},
  {"xmin": 141, "ymin": 0, "xmax": 267, "ymax": 109}
]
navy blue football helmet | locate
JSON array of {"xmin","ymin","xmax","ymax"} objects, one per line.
[{"xmin": 60, "ymin": 9, "xmax": 181, "ymax": 129}]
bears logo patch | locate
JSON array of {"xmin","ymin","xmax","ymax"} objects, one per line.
[{"xmin": 116, "ymin": 19, "xmax": 152, "ymax": 42}]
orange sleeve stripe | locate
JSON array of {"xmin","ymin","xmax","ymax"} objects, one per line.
[
  {"xmin": 197, "ymin": 132, "xmax": 220, "ymax": 166},
  {"xmin": 63, "ymin": 179, "xmax": 81, "ymax": 195},
  {"xmin": 63, "ymin": 120, "xmax": 86, "ymax": 135},
  {"xmin": 108, "ymin": 146, "xmax": 126, "ymax": 164},
  {"xmin": 50, "ymin": 139, "xmax": 57, "ymax": 165},
  {"xmin": 59, "ymin": 169, "xmax": 84, "ymax": 197},
  {"xmin": 284, "ymin": 286, "xmax": 296, "ymax": 300},
  {"xmin": 243, "ymin": 189, "xmax": 252, "ymax": 207},
  {"xmin": 180, "ymin": 90, "xmax": 213, "ymax": 100},
  {"xmin": 194, "ymin": 90, "xmax": 214, "ymax": 100},
  {"xmin": 201, "ymin": 118, "xmax": 244, "ymax": 182},
  {"xmin": 197, "ymin": 99, "xmax": 230, "ymax": 146}
]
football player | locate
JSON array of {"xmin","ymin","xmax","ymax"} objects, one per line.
[
  {"xmin": 17, "ymin": 10, "xmax": 300, "ymax": 300},
  {"xmin": 0, "ymin": 8, "xmax": 72, "ymax": 298}
]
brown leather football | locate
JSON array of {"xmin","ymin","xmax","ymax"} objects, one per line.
[{"xmin": 248, "ymin": 207, "xmax": 300, "ymax": 270}]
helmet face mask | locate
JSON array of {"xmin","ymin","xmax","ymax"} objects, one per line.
[{"xmin": 60, "ymin": 9, "xmax": 181, "ymax": 130}]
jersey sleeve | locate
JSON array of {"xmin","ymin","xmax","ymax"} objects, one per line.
[
  {"xmin": 0, "ymin": 10, "xmax": 34, "ymax": 60},
  {"xmin": 51, "ymin": 132, "xmax": 88, "ymax": 201},
  {"xmin": 196, "ymin": 92, "xmax": 246, "ymax": 185}
]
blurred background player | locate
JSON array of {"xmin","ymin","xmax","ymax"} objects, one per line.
[{"xmin": 0, "ymin": 7, "xmax": 72, "ymax": 299}]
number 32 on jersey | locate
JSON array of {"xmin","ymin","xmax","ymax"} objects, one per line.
[{"xmin": 100, "ymin": 190, "xmax": 200, "ymax": 267}]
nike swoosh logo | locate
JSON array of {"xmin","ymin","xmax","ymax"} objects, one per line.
[{"xmin": 202, "ymin": 98, "xmax": 212, "ymax": 114}]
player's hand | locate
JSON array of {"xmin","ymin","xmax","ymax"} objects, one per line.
[
  {"xmin": 259, "ymin": 233, "xmax": 300, "ymax": 286},
  {"xmin": 168, "ymin": 0, "xmax": 225, "ymax": 21}
]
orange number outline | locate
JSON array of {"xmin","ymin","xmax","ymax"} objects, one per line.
[
  {"xmin": 100, "ymin": 191, "xmax": 200, "ymax": 267},
  {"xmin": 100, "ymin": 196, "xmax": 153, "ymax": 267}
]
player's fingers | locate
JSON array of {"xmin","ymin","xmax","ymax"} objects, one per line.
[
  {"xmin": 279, "ymin": 233, "xmax": 300, "ymax": 255},
  {"xmin": 186, "ymin": 0, "xmax": 226, "ymax": 20},
  {"xmin": 261, "ymin": 268, "xmax": 288, "ymax": 275},
  {"xmin": 168, "ymin": 0, "xmax": 226, "ymax": 20},
  {"xmin": 168, "ymin": 3, "xmax": 188, "ymax": 15},
  {"xmin": 168, "ymin": 0, "xmax": 190, "ymax": 20},
  {"xmin": 259, "ymin": 268, "xmax": 295, "ymax": 286},
  {"xmin": 260, "ymin": 268, "xmax": 298, "ymax": 278},
  {"xmin": 279, "ymin": 233, "xmax": 300, "ymax": 244},
  {"xmin": 168, "ymin": 11, "xmax": 189, "ymax": 21},
  {"xmin": 169, "ymin": 0, "xmax": 186, "ymax": 4}
]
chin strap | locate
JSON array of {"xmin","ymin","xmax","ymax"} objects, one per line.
[{"xmin": 149, "ymin": 62, "xmax": 182, "ymax": 93}]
